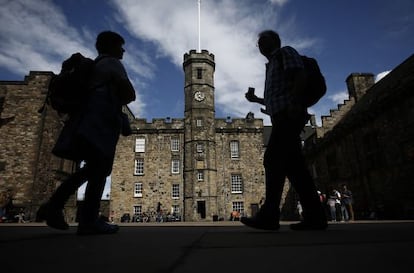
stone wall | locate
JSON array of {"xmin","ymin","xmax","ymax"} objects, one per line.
[
  {"xmin": 0, "ymin": 72, "xmax": 77, "ymax": 221},
  {"xmin": 110, "ymin": 118, "xmax": 185, "ymax": 222},
  {"xmin": 11, "ymin": 51, "xmax": 413, "ymax": 223},
  {"xmin": 110, "ymin": 116, "xmax": 269, "ymax": 222},
  {"xmin": 303, "ymin": 55, "xmax": 414, "ymax": 219}
]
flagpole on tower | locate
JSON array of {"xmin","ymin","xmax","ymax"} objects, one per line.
[{"xmin": 198, "ymin": 0, "xmax": 201, "ymax": 52}]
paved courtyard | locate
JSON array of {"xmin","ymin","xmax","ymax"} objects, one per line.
[{"xmin": 1, "ymin": 221, "xmax": 413, "ymax": 273}]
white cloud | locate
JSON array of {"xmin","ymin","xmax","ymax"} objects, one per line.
[
  {"xmin": 0, "ymin": 0, "xmax": 92, "ymax": 74},
  {"xmin": 0, "ymin": 0, "xmax": 152, "ymax": 116},
  {"xmin": 375, "ymin": 70, "xmax": 390, "ymax": 82},
  {"xmin": 269, "ymin": 0, "xmax": 289, "ymax": 6},
  {"xmin": 0, "ymin": 0, "xmax": 318, "ymax": 123},
  {"xmin": 329, "ymin": 91, "xmax": 349, "ymax": 105},
  {"xmin": 111, "ymin": 0, "xmax": 316, "ymax": 123}
]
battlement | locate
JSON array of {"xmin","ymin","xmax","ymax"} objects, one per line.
[
  {"xmin": 184, "ymin": 49, "xmax": 215, "ymax": 61},
  {"xmin": 183, "ymin": 49, "xmax": 215, "ymax": 69},
  {"xmin": 0, "ymin": 71, "xmax": 54, "ymax": 86},
  {"xmin": 215, "ymin": 114, "xmax": 263, "ymax": 133},
  {"xmin": 307, "ymin": 72, "xmax": 375, "ymax": 139},
  {"xmin": 346, "ymin": 73, "xmax": 375, "ymax": 102},
  {"xmin": 132, "ymin": 117, "xmax": 185, "ymax": 133},
  {"xmin": 129, "ymin": 115, "xmax": 263, "ymax": 134},
  {"xmin": 320, "ymin": 97, "xmax": 356, "ymax": 136}
]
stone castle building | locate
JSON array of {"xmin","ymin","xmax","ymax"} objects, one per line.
[
  {"xmin": 302, "ymin": 54, "xmax": 414, "ymax": 219},
  {"xmin": 0, "ymin": 49, "xmax": 270, "ymax": 222},
  {"xmin": 110, "ymin": 50, "xmax": 268, "ymax": 222},
  {"xmin": 1, "ymin": 47, "xmax": 413, "ymax": 222}
]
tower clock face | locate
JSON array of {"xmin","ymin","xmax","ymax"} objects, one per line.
[{"xmin": 194, "ymin": 91, "xmax": 205, "ymax": 101}]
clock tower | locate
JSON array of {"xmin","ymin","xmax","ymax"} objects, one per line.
[{"xmin": 183, "ymin": 49, "xmax": 217, "ymax": 221}]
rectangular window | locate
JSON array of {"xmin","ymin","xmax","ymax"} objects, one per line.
[
  {"xmin": 197, "ymin": 170, "xmax": 204, "ymax": 181},
  {"xmin": 232, "ymin": 201, "xmax": 244, "ymax": 214},
  {"xmin": 196, "ymin": 143, "xmax": 204, "ymax": 153},
  {"xmin": 172, "ymin": 184, "xmax": 180, "ymax": 199},
  {"xmin": 197, "ymin": 68, "xmax": 203, "ymax": 79},
  {"xmin": 231, "ymin": 174, "xmax": 243, "ymax": 193},
  {"xmin": 196, "ymin": 119, "xmax": 203, "ymax": 127},
  {"xmin": 172, "ymin": 205, "xmax": 180, "ymax": 214},
  {"xmin": 134, "ymin": 182, "xmax": 143, "ymax": 197},
  {"xmin": 230, "ymin": 141, "xmax": 240, "ymax": 159},
  {"xmin": 135, "ymin": 138, "xmax": 146, "ymax": 153},
  {"xmin": 171, "ymin": 138, "xmax": 180, "ymax": 152},
  {"xmin": 134, "ymin": 159, "xmax": 144, "ymax": 175},
  {"xmin": 133, "ymin": 205, "xmax": 142, "ymax": 215},
  {"xmin": 171, "ymin": 159, "xmax": 180, "ymax": 174}
]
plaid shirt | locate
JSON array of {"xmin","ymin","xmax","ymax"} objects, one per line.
[{"xmin": 264, "ymin": 46, "xmax": 304, "ymax": 116}]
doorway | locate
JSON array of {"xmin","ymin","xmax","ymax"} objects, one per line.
[
  {"xmin": 251, "ymin": 203, "xmax": 259, "ymax": 217},
  {"xmin": 197, "ymin": 201, "xmax": 206, "ymax": 219}
]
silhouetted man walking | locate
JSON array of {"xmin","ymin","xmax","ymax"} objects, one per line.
[
  {"xmin": 37, "ymin": 31, "xmax": 136, "ymax": 235},
  {"xmin": 241, "ymin": 30, "xmax": 327, "ymax": 230}
]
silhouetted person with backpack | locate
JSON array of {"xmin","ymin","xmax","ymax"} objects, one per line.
[
  {"xmin": 37, "ymin": 31, "xmax": 136, "ymax": 235},
  {"xmin": 241, "ymin": 30, "xmax": 327, "ymax": 230}
]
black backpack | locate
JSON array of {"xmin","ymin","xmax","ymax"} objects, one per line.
[
  {"xmin": 47, "ymin": 53, "xmax": 95, "ymax": 114},
  {"xmin": 300, "ymin": 55, "xmax": 327, "ymax": 107}
]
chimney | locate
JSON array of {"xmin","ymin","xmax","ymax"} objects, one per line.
[{"xmin": 346, "ymin": 73, "xmax": 375, "ymax": 102}]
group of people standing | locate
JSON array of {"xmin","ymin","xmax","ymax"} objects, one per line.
[{"xmin": 324, "ymin": 184, "xmax": 354, "ymax": 222}]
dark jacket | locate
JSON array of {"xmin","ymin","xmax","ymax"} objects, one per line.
[{"xmin": 53, "ymin": 55, "xmax": 134, "ymax": 161}]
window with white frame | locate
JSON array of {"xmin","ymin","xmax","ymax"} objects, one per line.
[
  {"xmin": 230, "ymin": 140, "xmax": 240, "ymax": 159},
  {"xmin": 172, "ymin": 184, "xmax": 180, "ymax": 199},
  {"xmin": 134, "ymin": 158, "xmax": 144, "ymax": 175},
  {"xmin": 135, "ymin": 138, "xmax": 146, "ymax": 153},
  {"xmin": 171, "ymin": 138, "xmax": 180, "ymax": 152},
  {"xmin": 172, "ymin": 205, "xmax": 180, "ymax": 214},
  {"xmin": 232, "ymin": 201, "xmax": 244, "ymax": 214},
  {"xmin": 133, "ymin": 205, "xmax": 142, "ymax": 215},
  {"xmin": 196, "ymin": 143, "xmax": 204, "ymax": 153},
  {"xmin": 196, "ymin": 119, "xmax": 203, "ymax": 127},
  {"xmin": 171, "ymin": 159, "xmax": 180, "ymax": 174},
  {"xmin": 134, "ymin": 182, "xmax": 143, "ymax": 197},
  {"xmin": 197, "ymin": 170, "xmax": 204, "ymax": 181},
  {"xmin": 231, "ymin": 174, "xmax": 243, "ymax": 193}
]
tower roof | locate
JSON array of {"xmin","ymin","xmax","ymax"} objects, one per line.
[{"xmin": 183, "ymin": 49, "xmax": 215, "ymax": 69}]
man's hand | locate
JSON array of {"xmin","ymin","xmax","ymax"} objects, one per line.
[
  {"xmin": 260, "ymin": 108, "xmax": 270, "ymax": 115},
  {"xmin": 245, "ymin": 88, "xmax": 265, "ymax": 105},
  {"xmin": 245, "ymin": 91, "xmax": 259, "ymax": 102}
]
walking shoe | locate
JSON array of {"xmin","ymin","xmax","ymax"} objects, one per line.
[
  {"xmin": 77, "ymin": 219, "xmax": 119, "ymax": 235},
  {"xmin": 241, "ymin": 216, "xmax": 280, "ymax": 230},
  {"xmin": 241, "ymin": 207, "xmax": 280, "ymax": 231},
  {"xmin": 36, "ymin": 203, "xmax": 69, "ymax": 230},
  {"xmin": 289, "ymin": 221, "xmax": 327, "ymax": 231}
]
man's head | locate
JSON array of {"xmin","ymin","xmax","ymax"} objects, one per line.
[
  {"xmin": 96, "ymin": 31, "xmax": 125, "ymax": 59},
  {"xmin": 257, "ymin": 30, "xmax": 281, "ymax": 58}
]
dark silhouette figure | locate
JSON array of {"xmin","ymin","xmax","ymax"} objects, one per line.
[
  {"xmin": 341, "ymin": 184, "xmax": 354, "ymax": 221},
  {"xmin": 241, "ymin": 30, "xmax": 327, "ymax": 230},
  {"xmin": 37, "ymin": 31, "xmax": 136, "ymax": 235}
]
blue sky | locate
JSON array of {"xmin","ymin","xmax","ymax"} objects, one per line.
[
  {"xmin": 1, "ymin": 0, "xmax": 413, "ymax": 199},
  {"xmin": 1, "ymin": 0, "xmax": 413, "ymax": 125}
]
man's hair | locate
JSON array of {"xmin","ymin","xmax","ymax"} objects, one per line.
[
  {"xmin": 95, "ymin": 31, "xmax": 125, "ymax": 54},
  {"xmin": 258, "ymin": 30, "xmax": 281, "ymax": 48}
]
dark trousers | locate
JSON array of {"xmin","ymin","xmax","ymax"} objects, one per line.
[
  {"xmin": 49, "ymin": 150, "xmax": 114, "ymax": 225},
  {"xmin": 264, "ymin": 110, "xmax": 325, "ymax": 223}
]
